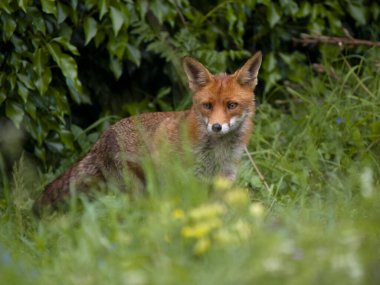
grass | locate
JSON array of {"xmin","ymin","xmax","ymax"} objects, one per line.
[{"xmin": 1, "ymin": 52, "xmax": 380, "ymax": 285}]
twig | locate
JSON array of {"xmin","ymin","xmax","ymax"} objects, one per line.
[
  {"xmin": 294, "ymin": 33, "xmax": 377, "ymax": 98},
  {"xmin": 173, "ymin": 1, "xmax": 187, "ymax": 26},
  {"xmin": 244, "ymin": 146, "xmax": 271, "ymax": 193},
  {"xmin": 199, "ymin": 0, "xmax": 233, "ymax": 24},
  {"xmin": 293, "ymin": 34, "xmax": 380, "ymax": 48}
]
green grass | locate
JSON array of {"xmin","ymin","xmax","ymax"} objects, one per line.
[{"xmin": 1, "ymin": 53, "xmax": 380, "ymax": 285}]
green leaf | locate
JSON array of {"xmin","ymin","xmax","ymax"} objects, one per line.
[
  {"xmin": 33, "ymin": 48, "xmax": 52, "ymax": 95},
  {"xmin": 370, "ymin": 121, "xmax": 380, "ymax": 141},
  {"xmin": 347, "ymin": 3, "xmax": 367, "ymax": 25},
  {"xmin": 267, "ymin": 3, "xmax": 280, "ymax": 28},
  {"xmin": 65, "ymin": 77, "xmax": 90, "ymax": 104},
  {"xmin": 34, "ymin": 146, "xmax": 46, "ymax": 161},
  {"xmin": 70, "ymin": 0, "xmax": 78, "ymax": 9},
  {"xmin": 2, "ymin": 14, "xmax": 17, "ymax": 40},
  {"xmin": 110, "ymin": 6, "xmax": 125, "ymax": 36},
  {"xmin": 52, "ymin": 37, "xmax": 79, "ymax": 55},
  {"xmin": 263, "ymin": 52, "xmax": 276, "ymax": 72},
  {"xmin": 51, "ymin": 87, "xmax": 70, "ymax": 114},
  {"xmin": 297, "ymin": 2, "xmax": 311, "ymax": 17},
  {"xmin": 47, "ymin": 43, "xmax": 73, "ymax": 78},
  {"xmin": 47, "ymin": 42, "xmax": 87, "ymax": 103},
  {"xmin": 98, "ymin": 0, "xmax": 108, "ymax": 20},
  {"xmin": 107, "ymin": 35, "xmax": 126, "ymax": 59},
  {"xmin": 60, "ymin": 129, "xmax": 74, "ymax": 150},
  {"xmin": 30, "ymin": 11, "xmax": 46, "ymax": 36},
  {"xmin": 45, "ymin": 141, "xmax": 64, "ymax": 153},
  {"xmin": 60, "ymin": 56, "xmax": 79, "ymax": 83},
  {"xmin": 156, "ymin": 87, "xmax": 171, "ymax": 99},
  {"xmin": 0, "ymin": 1, "xmax": 12, "ymax": 14},
  {"xmin": 0, "ymin": 89, "xmax": 6, "ymax": 105},
  {"xmin": 126, "ymin": 43, "xmax": 141, "ymax": 66},
  {"xmin": 94, "ymin": 30, "xmax": 106, "ymax": 47},
  {"xmin": 25, "ymin": 100, "xmax": 36, "ymax": 120},
  {"xmin": 17, "ymin": 0, "xmax": 29, "ymax": 12},
  {"xmin": 57, "ymin": 2, "xmax": 70, "ymax": 24},
  {"xmin": 84, "ymin": 17, "xmax": 98, "ymax": 45},
  {"xmin": 17, "ymin": 81, "xmax": 28, "ymax": 103},
  {"xmin": 110, "ymin": 56, "xmax": 123, "ymax": 80},
  {"xmin": 6, "ymin": 101, "xmax": 24, "ymax": 128},
  {"xmin": 17, "ymin": 74, "xmax": 34, "ymax": 90},
  {"xmin": 41, "ymin": 0, "xmax": 57, "ymax": 17}
]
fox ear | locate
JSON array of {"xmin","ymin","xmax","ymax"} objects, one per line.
[
  {"xmin": 235, "ymin": 51, "xmax": 262, "ymax": 89},
  {"xmin": 182, "ymin": 57, "xmax": 213, "ymax": 92}
]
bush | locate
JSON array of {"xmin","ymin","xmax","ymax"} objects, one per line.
[{"xmin": 0, "ymin": 0, "xmax": 379, "ymax": 168}]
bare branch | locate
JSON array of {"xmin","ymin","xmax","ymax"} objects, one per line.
[
  {"xmin": 244, "ymin": 146, "xmax": 271, "ymax": 193},
  {"xmin": 293, "ymin": 34, "xmax": 380, "ymax": 48}
]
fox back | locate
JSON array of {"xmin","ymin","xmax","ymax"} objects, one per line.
[{"xmin": 33, "ymin": 52, "xmax": 262, "ymax": 213}]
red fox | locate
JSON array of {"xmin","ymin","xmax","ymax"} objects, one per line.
[{"xmin": 33, "ymin": 52, "xmax": 262, "ymax": 213}]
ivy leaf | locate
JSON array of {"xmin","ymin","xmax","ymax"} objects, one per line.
[
  {"xmin": 0, "ymin": 89, "xmax": 6, "ymax": 105},
  {"xmin": 51, "ymin": 87, "xmax": 70, "ymax": 114},
  {"xmin": 41, "ymin": 0, "xmax": 57, "ymax": 17},
  {"xmin": 109, "ymin": 56, "xmax": 123, "ymax": 80},
  {"xmin": 98, "ymin": 0, "xmax": 108, "ymax": 20},
  {"xmin": 57, "ymin": 2, "xmax": 70, "ymax": 24},
  {"xmin": 2, "ymin": 14, "xmax": 17, "ymax": 40},
  {"xmin": 17, "ymin": 0, "xmax": 28, "ymax": 13},
  {"xmin": 17, "ymin": 74, "xmax": 35, "ymax": 90},
  {"xmin": 47, "ymin": 43, "xmax": 74, "ymax": 79},
  {"xmin": 25, "ymin": 101, "xmax": 36, "ymax": 120},
  {"xmin": 0, "ymin": 1, "xmax": 12, "ymax": 14},
  {"xmin": 70, "ymin": 0, "xmax": 78, "ymax": 9},
  {"xmin": 107, "ymin": 35, "xmax": 126, "ymax": 59},
  {"xmin": 17, "ymin": 81, "xmax": 29, "ymax": 103},
  {"xmin": 268, "ymin": 3, "xmax": 280, "ymax": 27},
  {"xmin": 34, "ymin": 146, "xmax": 46, "ymax": 161},
  {"xmin": 65, "ymin": 77, "xmax": 90, "ymax": 104},
  {"xmin": 6, "ymin": 101, "xmax": 24, "ymax": 128},
  {"xmin": 126, "ymin": 43, "xmax": 141, "ymax": 66},
  {"xmin": 347, "ymin": 3, "xmax": 366, "ymax": 25},
  {"xmin": 110, "ymin": 6, "xmax": 125, "ymax": 36},
  {"xmin": 84, "ymin": 17, "xmax": 98, "ymax": 45},
  {"xmin": 47, "ymin": 42, "xmax": 88, "ymax": 104},
  {"xmin": 33, "ymin": 48, "xmax": 52, "ymax": 95},
  {"xmin": 30, "ymin": 10, "xmax": 46, "ymax": 36},
  {"xmin": 52, "ymin": 37, "xmax": 79, "ymax": 55},
  {"xmin": 60, "ymin": 129, "xmax": 74, "ymax": 150}
]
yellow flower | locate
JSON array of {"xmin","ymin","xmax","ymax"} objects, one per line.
[
  {"xmin": 182, "ymin": 224, "xmax": 210, "ymax": 239},
  {"xmin": 249, "ymin": 202, "xmax": 265, "ymax": 218},
  {"xmin": 214, "ymin": 229, "xmax": 235, "ymax": 245},
  {"xmin": 213, "ymin": 176, "xmax": 233, "ymax": 191},
  {"xmin": 181, "ymin": 219, "xmax": 222, "ymax": 239},
  {"xmin": 189, "ymin": 203, "xmax": 226, "ymax": 221},
  {"xmin": 172, "ymin": 208, "xmax": 185, "ymax": 220},
  {"xmin": 234, "ymin": 219, "xmax": 252, "ymax": 240},
  {"xmin": 193, "ymin": 238, "xmax": 211, "ymax": 255},
  {"xmin": 225, "ymin": 189, "xmax": 250, "ymax": 207}
]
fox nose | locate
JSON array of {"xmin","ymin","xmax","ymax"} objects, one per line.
[{"xmin": 212, "ymin": 123, "xmax": 222, "ymax": 132}]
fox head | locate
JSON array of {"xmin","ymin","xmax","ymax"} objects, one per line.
[{"xmin": 183, "ymin": 52, "xmax": 262, "ymax": 136}]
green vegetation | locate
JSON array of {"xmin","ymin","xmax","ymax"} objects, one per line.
[
  {"xmin": 1, "ymin": 0, "xmax": 380, "ymax": 166},
  {"xmin": 1, "ymin": 53, "xmax": 380, "ymax": 284},
  {"xmin": 1, "ymin": 1, "xmax": 380, "ymax": 284}
]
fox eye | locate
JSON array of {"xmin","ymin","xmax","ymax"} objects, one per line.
[
  {"xmin": 202, "ymin": 102, "xmax": 212, "ymax": 110},
  {"xmin": 227, "ymin": 102, "xmax": 238, "ymax": 110}
]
